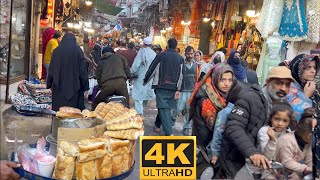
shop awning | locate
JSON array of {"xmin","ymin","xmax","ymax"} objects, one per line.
[{"xmin": 95, "ymin": 0, "xmax": 124, "ymax": 16}]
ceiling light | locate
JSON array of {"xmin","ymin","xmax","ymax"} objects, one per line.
[
  {"xmin": 203, "ymin": 18, "xmax": 210, "ymax": 23},
  {"xmin": 211, "ymin": 21, "xmax": 215, "ymax": 28},
  {"xmin": 85, "ymin": 1, "xmax": 92, "ymax": 6},
  {"xmin": 166, "ymin": 27, "xmax": 172, "ymax": 31},
  {"xmin": 246, "ymin": 10, "xmax": 256, "ymax": 17},
  {"xmin": 160, "ymin": 29, "xmax": 167, "ymax": 34},
  {"xmin": 181, "ymin": 21, "xmax": 191, "ymax": 25}
]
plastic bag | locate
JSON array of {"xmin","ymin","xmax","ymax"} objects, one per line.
[{"xmin": 17, "ymin": 144, "xmax": 40, "ymax": 174}]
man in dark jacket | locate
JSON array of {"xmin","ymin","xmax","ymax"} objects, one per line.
[
  {"xmin": 219, "ymin": 66, "xmax": 295, "ymax": 178},
  {"xmin": 92, "ymin": 47, "xmax": 131, "ymax": 110},
  {"xmin": 144, "ymin": 38, "xmax": 184, "ymax": 136},
  {"xmin": 241, "ymin": 60, "xmax": 258, "ymax": 85}
]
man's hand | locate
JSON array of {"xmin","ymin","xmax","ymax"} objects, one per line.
[
  {"xmin": 249, "ymin": 154, "xmax": 271, "ymax": 169},
  {"xmin": 174, "ymin": 91, "xmax": 180, "ymax": 100},
  {"xmin": 0, "ymin": 160, "xmax": 20, "ymax": 180},
  {"xmin": 267, "ymin": 127, "xmax": 276, "ymax": 142},
  {"xmin": 211, "ymin": 156, "xmax": 218, "ymax": 165},
  {"xmin": 304, "ymin": 81, "xmax": 316, "ymax": 98}
]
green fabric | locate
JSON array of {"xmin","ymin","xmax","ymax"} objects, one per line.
[{"xmin": 95, "ymin": 0, "xmax": 123, "ymax": 16}]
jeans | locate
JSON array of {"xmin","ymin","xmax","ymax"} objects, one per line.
[
  {"xmin": 154, "ymin": 89, "xmax": 177, "ymax": 136},
  {"xmin": 135, "ymin": 100, "xmax": 148, "ymax": 115},
  {"xmin": 44, "ymin": 63, "xmax": 50, "ymax": 80},
  {"xmin": 177, "ymin": 91, "xmax": 192, "ymax": 130}
]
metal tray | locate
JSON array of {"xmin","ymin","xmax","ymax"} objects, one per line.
[{"xmin": 12, "ymin": 143, "xmax": 134, "ymax": 180}]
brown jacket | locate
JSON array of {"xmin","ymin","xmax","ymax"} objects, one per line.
[{"xmin": 275, "ymin": 132, "xmax": 312, "ymax": 179}]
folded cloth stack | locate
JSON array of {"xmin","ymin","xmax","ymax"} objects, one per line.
[
  {"xmin": 11, "ymin": 93, "xmax": 49, "ymax": 111},
  {"xmin": 25, "ymin": 81, "xmax": 52, "ymax": 103}
]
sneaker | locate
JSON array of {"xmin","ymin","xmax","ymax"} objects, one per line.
[
  {"xmin": 153, "ymin": 126, "xmax": 161, "ymax": 133},
  {"xmin": 183, "ymin": 129, "xmax": 192, "ymax": 136}
]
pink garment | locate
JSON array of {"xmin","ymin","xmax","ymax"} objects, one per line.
[{"xmin": 41, "ymin": 27, "xmax": 55, "ymax": 80}]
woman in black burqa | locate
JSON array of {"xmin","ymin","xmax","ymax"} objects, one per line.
[{"xmin": 47, "ymin": 33, "xmax": 89, "ymax": 111}]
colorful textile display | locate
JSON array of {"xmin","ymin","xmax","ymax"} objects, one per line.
[
  {"xmin": 256, "ymin": 33, "xmax": 283, "ymax": 85},
  {"xmin": 305, "ymin": 0, "xmax": 320, "ymax": 43},
  {"xmin": 256, "ymin": 0, "xmax": 284, "ymax": 38},
  {"xmin": 279, "ymin": 0, "xmax": 308, "ymax": 41}
]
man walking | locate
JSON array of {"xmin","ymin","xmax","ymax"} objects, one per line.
[
  {"xmin": 144, "ymin": 38, "xmax": 184, "ymax": 136},
  {"xmin": 131, "ymin": 37, "xmax": 157, "ymax": 115},
  {"xmin": 178, "ymin": 46, "xmax": 197, "ymax": 135}
]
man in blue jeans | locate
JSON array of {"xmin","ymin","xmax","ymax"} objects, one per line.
[{"xmin": 143, "ymin": 38, "xmax": 184, "ymax": 136}]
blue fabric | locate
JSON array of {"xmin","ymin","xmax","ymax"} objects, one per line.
[
  {"xmin": 279, "ymin": 0, "xmax": 308, "ymax": 41},
  {"xmin": 227, "ymin": 51, "xmax": 246, "ymax": 81},
  {"xmin": 286, "ymin": 82, "xmax": 312, "ymax": 121},
  {"xmin": 207, "ymin": 102, "xmax": 234, "ymax": 158}
]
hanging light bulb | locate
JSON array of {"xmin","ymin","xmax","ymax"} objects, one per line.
[
  {"xmin": 246, "ymin": 10, "xmax": 256, "ymax": 17},
  {"xmin": 85, "ymin": 1, "xmax": 92, "ymax": 6},
  {"xmin": 246, "ymin": 0, "xmax": 256, "ymax": 17},
  {"xmin": 203, "ymin": 17, "xmax": 210, "ymax": 23},
  {"xmin": 211, "ymin": 21, "xmax": 215, "ymax": 28}
]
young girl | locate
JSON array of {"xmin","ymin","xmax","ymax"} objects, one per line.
[
  {"xmin": 274, "ymin": 108, "xmax": 314, "ymax": 180},
  {"xmin": 258, "ymin": 102, "xmax": 295, "ymax": 160},
  {"xmin": 257, "ymin": 102, "xmax": 295, "ymax": 179}
]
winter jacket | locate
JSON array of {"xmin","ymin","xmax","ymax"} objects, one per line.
[
  {"xmin": 95, "ymin": 52, "xmax": 130, "ymax": 87},
  {"xmin": 220, "ymin": 84, "xmax": 268, "ymax": 178},
  {"xmin": 275, "ymin": 132, "xmax": 312, "ymax": 180},
  {"xmin": 144, "ymin": 49, "xmax": 184, "ymax": 91}
]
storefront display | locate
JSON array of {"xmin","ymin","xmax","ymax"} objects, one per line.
[
  {"xmin": 0, "ymin": 0, "xmax": 11, "ymax": 78},
  {"xmin": 0, "ymin": 0, "xmax": 30, "ymax": 84}
]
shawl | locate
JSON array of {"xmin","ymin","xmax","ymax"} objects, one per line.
[
  {"xmin": 227, "ymin": 50, "xmax": 246, "ymax": 80},
  {"xmin": 188, "ymin": 63, "xmax": 234, "ymax": 130},
  {"xmin": 290, "ymin": 54, "xmax": 319, "ymax": 87}
]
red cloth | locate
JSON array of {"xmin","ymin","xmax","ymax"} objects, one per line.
[{"xmin": 41, "ymin": 27, "xmax": 55, "ymax": 80}]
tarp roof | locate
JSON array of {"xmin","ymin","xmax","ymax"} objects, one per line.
[{"xmin": 95, "ymin": 0, "xmax": 124, "ymax": 16}]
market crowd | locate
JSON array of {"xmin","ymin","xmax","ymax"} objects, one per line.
[{"xmin": 1, "ymin": 32, "xmax": 319, "ymax": 180}]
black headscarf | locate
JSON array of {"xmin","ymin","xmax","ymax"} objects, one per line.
[
  {"xmin": 47, "ymin": 33, "xmax": 89, "ymax": 100},
  {"xmin": 289, "ymin": 54, "xmax": 319, "ymax": 87},
  {"xmin": 227, "ymin": 50, "xmax": 246, "ymax": 80}
]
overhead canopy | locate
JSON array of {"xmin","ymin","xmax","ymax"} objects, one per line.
[{"xmin": 95, "ymin": 0, "xmax": 124, "ymax": 16}]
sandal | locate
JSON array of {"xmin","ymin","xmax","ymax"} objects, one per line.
[{"xmin": 153, "ymin": 126, "xmax": 161, "ymax": 133}]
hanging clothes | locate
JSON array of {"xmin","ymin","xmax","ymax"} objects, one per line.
[
  {"xmin": 305, "ymin": 0, "xmax": 320, "ymax": 43},
  {"xmin": 256, "ymin": 33, "xmax": 283, "ymax": 85},
  {"xmin": 278, "ymin": 0, "xmax": 308, "ymax": 41},
  {"xmin": 256, "ymin": 0, "xmax": 284, "ymax": 38}
]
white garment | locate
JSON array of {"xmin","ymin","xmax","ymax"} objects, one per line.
[
  {"xmin": 256, "ymin": 0, "xmax": 284, "ymax": 38},
  {"xmin": 130, "ymin": 47, "xmax": 156, "ymax": 101}
]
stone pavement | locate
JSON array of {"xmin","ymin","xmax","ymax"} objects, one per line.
[{"xmin": 2, "ymin": 99, "xmax": 193, "ymax": 180}]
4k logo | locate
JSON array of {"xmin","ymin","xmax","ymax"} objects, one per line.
[{"xmin": 140, "ymin": 136, "xmax": 196, "ymax": 179}]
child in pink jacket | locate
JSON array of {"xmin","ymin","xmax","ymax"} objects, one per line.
[{"xmin": 274, "ymin": 109, "xmax": 314, "ymax": 180}]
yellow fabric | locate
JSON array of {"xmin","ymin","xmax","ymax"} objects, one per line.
[{"xmin": 44, "ymin": 38, "xmax": 58, "ymax": 64}]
